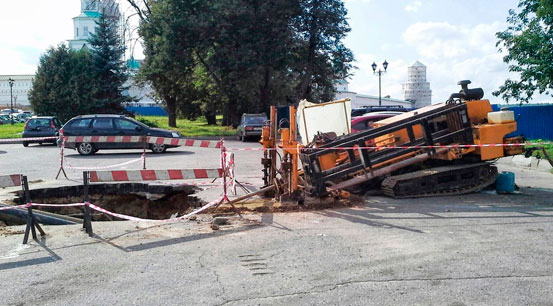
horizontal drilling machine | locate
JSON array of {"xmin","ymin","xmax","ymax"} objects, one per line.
[{"xmin": 261, "ymin": 81, "xmax": 526, "ymax": 200}]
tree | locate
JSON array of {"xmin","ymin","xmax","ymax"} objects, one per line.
[
  {"xmin": 29, "ymin": 45, "xmax": 96, "ymax": 122},
  {"xmin": 293, "ymin": 0, "xmax": 354, "ymax": 102},
  {"xmin": 130, "ymin": 0, "xmax": 354, "ymax": 127},
  {"xmin": 495, "ymin": 0, "xmax": 553, "ymax": 102},
  {"xmin": 88, "ymin": 11, "xmax": 133, "ymax": 113}
]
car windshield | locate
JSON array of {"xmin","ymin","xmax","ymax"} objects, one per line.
[
  {"xmin": 27, "ymin": 119, "xmax": 51, "ymax": 129},
  {"xmin": 244, "ymin": 116, "xmax": 266, "ymax": 125}
]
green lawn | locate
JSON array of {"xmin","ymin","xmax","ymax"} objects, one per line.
[
  {"xmin": 525, "ymin": 139, "xmax": 553, "ymax": 173},
  {"xmin": 0, "ymin": 123, "xmax": 24, "ymax": 139},
  {"xmin": 0, "ymin": 116, "xmax": 236, "ymax": 139},
  {"xmin": 136, "ymin": 116, "xmax": 236, "ymax": 137}
]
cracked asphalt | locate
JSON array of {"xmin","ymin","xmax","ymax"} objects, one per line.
[{"xmin": 1, "ymin": 140, "xmax": 553, "ymax": 305}]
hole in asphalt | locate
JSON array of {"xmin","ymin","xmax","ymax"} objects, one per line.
[{"xmin": 5, "ymin": 183, "xmax": 202, "ymax": 224}]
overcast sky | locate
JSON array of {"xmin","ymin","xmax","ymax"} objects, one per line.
[{"xmin": 1, "ymin": 0, "xmax": 541, "ymax": 103}]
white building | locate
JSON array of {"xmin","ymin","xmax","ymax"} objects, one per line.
[
  {"xmin": 335, "ymin": 80, "xmax": 412, "ymax": 109},
  {"xmin": 402, "ymin": 61, "xmax": 432, "ymax": 108},
  {"xmin": 0, "ymin": 75, "xmax": 34, "ymax": 107},
  {"xmin": 68, "ymin": 0, "xmax": 122, "ymax": 50},
  {"xmin": 68, "ymin": 0, "xmax": 155, "ymax": 105}
]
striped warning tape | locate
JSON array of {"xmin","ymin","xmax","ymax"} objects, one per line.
[
  {"xmin": 0, "ymin": 204, "xmax": 27, "ymax": 211},
  {"xmin": 0, "ymin": 197, "xmax": 223, "ymax": 222},
  {"xmin": 0, "ymin": 136, "xmax": 58, "ymax": 143},
  {"xmin": 63, "ymin": 135, "xmax": 143, "ymax": 144},
  {"xmin": 147, "ymin": 137, "xmax": 221, "ymax": 148},
  {"xmin": 65, "ymin": 156, "xmax": 144, "ymax": 170},
  {"xmin": 62, "ymin": 136, "xmax": 221, "ymax": 149},
  {"xmin": 89, "ymin": 168, "xmax": 224, "ymax": 183},
  {"xmin": 0, "ymin": 174, "xmax": 21, "ymax": 188},
  {"xmin": 87, "ymin": 196, "xmax": 223, "ymax": 222},
  {"xmin": 225, "ymin": 142, "xmax": 553, "ymax": 151}
]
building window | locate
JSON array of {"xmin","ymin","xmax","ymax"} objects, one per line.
[
  {"xmin": 76, "ymin": 27, "xmax": 79, "ymax": 37},
  {"xmin": 84, "ymin": 26, "xmax": 89, "ymax": 37}
]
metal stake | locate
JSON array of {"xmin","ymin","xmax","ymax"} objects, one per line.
[
  {"xmin": 83, "ymin": 172, "xmax": 93, "ymax": 237},
  {"xmin": 22, "ymin": 176, "xmax": 45, "ymax": 244}
]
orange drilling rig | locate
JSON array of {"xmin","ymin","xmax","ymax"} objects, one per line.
[{"xmin": 260, "ymin": 81, "xmax": 525, "ymax": 199}]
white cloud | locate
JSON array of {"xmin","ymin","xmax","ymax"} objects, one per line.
[
  {"xmin": 404, "ymin": 1, "xmax": 422, "ymax": 13},
  {"xmin": 0, "ymin": 1, "xmax": 79, "ymax": 74},
  {"xmin": 396, "ymin": 21, "xmax": 519, "ymax": 103},
  {"xmin": 348, "ymin": 53, "xmax": 407, "ymax": 100},
  {"xmin": 0, "ymin": 0, "xmax": 143, "ymax": 75},
  {"xmin": 403, "ymin": 21, "xmax": 504, "ymax": 59},
  {"xmin": 347, "ymin": 21, "xmax": 521, "ymax": 103}
]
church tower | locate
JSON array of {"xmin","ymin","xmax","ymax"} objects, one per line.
[
  {"xmin": 68, "ymin": 0, "xmax": 102, "ymax": 50},
  {"xmin": 402, "ymin": 61, "xmax": 432, "ymax": 108}
]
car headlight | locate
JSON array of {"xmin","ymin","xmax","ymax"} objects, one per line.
[{"xmin": 171, "ymin": 132, "xmax": 180, "ymax": 138}]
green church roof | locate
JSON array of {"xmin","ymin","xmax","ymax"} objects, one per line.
[{"xmin": 84, "ymin": 11, "xmax": 101, "ymax": 18}]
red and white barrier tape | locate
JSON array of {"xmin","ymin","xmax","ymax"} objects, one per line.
[
  {"xmin": 226, "ymin": 142, "xmax": 553, "ymax": 151},
  {"xmin": 86, "ymin": 196, "xmax": 223, "ymax": 222},
  {"xmin": 89, "ymin": 168, "xmax": 224, "ymax": 183},
  {"xmin": 27, "ymin": 202, "xmax": 85, "ymax": 207},
  {"xmin": 0, "ymin": 204, "xmax": 28, "ymax": 211},
  {"xmin": 65, "ymin": 156, "xmax": 144, "ymax": 170},
  {"xmin": 147, "ymin": 137, "xmax": 221, "ymax": 148},
  {"xmin": 0, "ymin": 136, "xmax": 58, "ymax": 143},
  {"xmin": 62, "ymin": 136, "xmax": 221, "ymax": 149},
  {"xmin": 0, "ymin": 196, "xmax": 223, "ymax": 222},
  {"xmin": 0, "ymin": 174, "xmax": 22, "ymax": 188}
]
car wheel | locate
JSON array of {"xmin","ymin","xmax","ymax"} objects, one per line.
[
  {"xmin": 77, "ymin": 142, "xmax": 95, "ymax": 156},
  {"xmin": 22, "ymin": 142, "xmax": 28, "ymax": 147},
  {"xmin": 150, "ymin": 143, "xmax": 166, "ymax": 153}
]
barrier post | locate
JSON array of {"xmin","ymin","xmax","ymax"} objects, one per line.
[
  {"xmin": 22, "ymin": 176, "xmax": 46, "ymax": 244},
  {"xmin": 82, "ymin": 172, "xmax": 93, "ymax": 237},
  {"xmin": 142, "ymin": 136, "xmax": 147, "ymax": 170},
  {"xmin": 221, "ymin": 140, "xmax": 228, "ymax": 200},
  {"xmin": 55, "ymin": 138, "xmax": 68, "ymax": 180},
  {"xmin": 216, "ymin": 139, "xmax": 242, "ymax": 217}
]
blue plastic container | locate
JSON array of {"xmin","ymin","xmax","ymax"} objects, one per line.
[{"xmin": 496, "ymin": 171, "xmax": 515, "ymax": 193}]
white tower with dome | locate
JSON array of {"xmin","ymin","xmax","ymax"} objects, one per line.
[{"xmin": 68, "ymin": 0, "xmax": 121, "ymax": 50}]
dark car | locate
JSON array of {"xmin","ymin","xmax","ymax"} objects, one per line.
[
  {"xmin": 0, "ymin": 115, "xmax": 10, "ymax": 124},
  {"xmin": 351, "ymin": 112, "xmax": 403, "ymax": 133},
  {"xmin": 236, "ymin": 113, "xmax": 268, "ymax": 141},
  {"xmin": 21, "ymin": 116, "xmax": 63, "ymax": 147},
  {"xmin": 60, "ymin": 114, "xmax": 182, "ymax": 155}
]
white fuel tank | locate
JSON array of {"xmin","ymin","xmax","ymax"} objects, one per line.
[{"xmin": 487, "ymin": 110, "xmax": 515, "ymax": 124}]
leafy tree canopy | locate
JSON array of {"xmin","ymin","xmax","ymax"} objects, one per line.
[
  {"xmin": 132, "ymin": 0, "xmax": 354, "ymax": 126},
  {"xmin": 29, "ymin": 45, "xmax": 96, "ymax": 122},
  {"xmin": 495, "ymin": 0, "xmax": 553, "ymax": 102}
]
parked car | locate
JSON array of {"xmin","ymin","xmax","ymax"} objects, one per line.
[
  {"xmin": 21, "ymin": 116, "xmax": 63, "ymax": 147},
  {"xmin": 351, "ymin": 111, "xmax": 404, "ymax": 133},
  {"xmin": 60, "ymin": 114, "xmax": 182, "ymax": 155},
  {"xmin": 236, "ymin": 113, "xmax": 268, "ymax": 141},
  {"xmin": 14, "ymin": 113, "xmax": 32, "ymax": 123}
]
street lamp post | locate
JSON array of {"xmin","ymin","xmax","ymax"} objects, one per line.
[
  {"xmin": 8, "ymin": 78, "xmax": 14, "ymax": 125},
  {"xmin": 371, "ymin": 60, "xmax": 388, "ymax": 106}
]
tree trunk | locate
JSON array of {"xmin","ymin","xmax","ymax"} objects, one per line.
[
  {"xmin": 205, "ymin": 113, "xmax": 216, "ymax": 125},
  {"xmin": 259, "ymin": 66, "xmax": 272, "ymax": 112},
  {"xmin": 165, "ymin": 96, "xmax": 177, "ymax": 128}
]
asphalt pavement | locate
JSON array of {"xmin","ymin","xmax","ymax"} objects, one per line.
[{"xmin": 1, "ymin": 140, "xmax": 553, "ymax": 305}]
